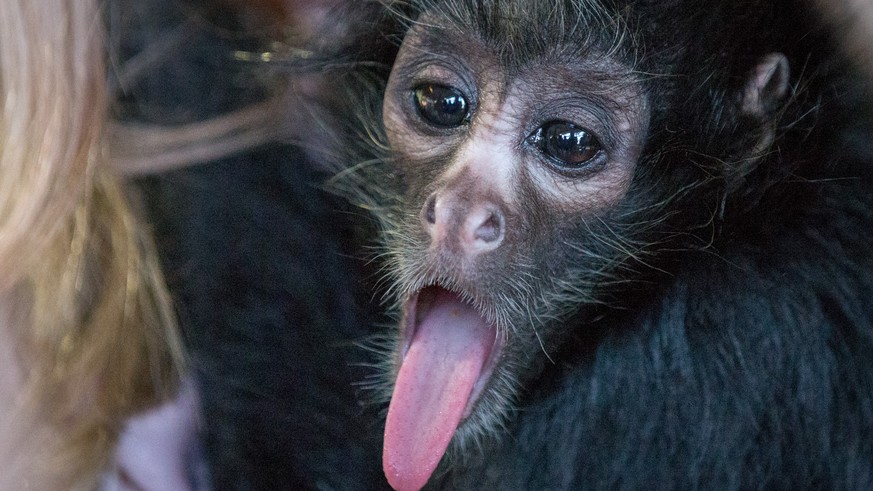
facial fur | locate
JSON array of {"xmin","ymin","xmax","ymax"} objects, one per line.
[
  {"xmin": 380, "ymin": 8, "xmax": 651, "ymax": 459},
  {"xmin": 359, "ymin": 1, "xmax": 797, "ymax": 487}
]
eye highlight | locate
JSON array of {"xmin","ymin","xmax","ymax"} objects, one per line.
[
  {"xmin": 527, "ymin": 121, "xmax": 603, "ymax": 170},
  {"xmin": 413, "ymin": 84, "xmax": 470, "ymax": 128}
]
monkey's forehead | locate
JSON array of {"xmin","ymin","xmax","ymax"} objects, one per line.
[
  {"xmin": 401, "ymin": 2, "xmax": 637, "ymax": 66},
  {"xmin": 400, "ymin": 11, "xmax": 639, "ymax": 81},
  {"xmin": 397, "ymin": 0, "xmax": 794, "ymax": 79}
]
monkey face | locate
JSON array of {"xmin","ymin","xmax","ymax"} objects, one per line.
[{"xmin": 378, "ymin": 12, "xmax": 651, "ymax": 491}]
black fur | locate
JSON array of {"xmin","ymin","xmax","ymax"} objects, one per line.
[
  {"xmin": 110, "ymin": 1, "xmax": 388, "ymax": 488},
  {"xmin": 138, "ymin": 151, "xmax": 387, "ymax": 490}
]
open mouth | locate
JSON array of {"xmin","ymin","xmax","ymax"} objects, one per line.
[{"xmin": 383, "ymin": 285, "xmax": 502, "ymax": 491}]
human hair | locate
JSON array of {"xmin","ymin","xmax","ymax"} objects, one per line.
[{"xmin": 0, "ymin": 0, "xmax": 183, "ymax": 488}]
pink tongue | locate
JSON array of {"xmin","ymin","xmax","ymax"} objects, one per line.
[{"xmin": 383, "ymin": 289, "xmax": 495, "ymax": 491}]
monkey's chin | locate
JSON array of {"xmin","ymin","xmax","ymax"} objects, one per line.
[{"xmin": 383, "ymin": 285, "xmax": 502, "ymax": 491}]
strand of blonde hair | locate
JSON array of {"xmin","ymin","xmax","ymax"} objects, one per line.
[{"xmin": 0, "ymin": 1, "xmax": 184, "ymax": 488}]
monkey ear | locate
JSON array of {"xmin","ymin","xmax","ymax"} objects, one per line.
[{"xmin": 740, "ymin": 52, "xmax": 790, "ymax": 119}]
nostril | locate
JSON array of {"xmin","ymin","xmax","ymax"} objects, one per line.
[
  {"xmin": 474, "ymin": 211, "xmax": 503, "ymax": 243},
  {"xmin": 423, "ymin": 194, "xmax": 437, "ymax": 225}
]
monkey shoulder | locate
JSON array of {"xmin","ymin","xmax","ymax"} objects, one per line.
[{"xmin": 585, "ymin": 178, "xmax": 873, "ymax": 488}]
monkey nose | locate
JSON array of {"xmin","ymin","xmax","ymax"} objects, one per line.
[
  {"xmin": 421, "ymin": 193, "xmax": 505, "ymax": 253},
  {"xmin": 463, "ymin": 205, "xmax": 504, "ymax": 252},
  {"xmin": 423, "ymin": 194, "xmax": 438, "ymax": 226}
]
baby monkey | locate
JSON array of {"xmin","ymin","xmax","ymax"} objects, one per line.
[{"xmin": 340, "ymin": 0, "xmax": 873, "ymax": 489}]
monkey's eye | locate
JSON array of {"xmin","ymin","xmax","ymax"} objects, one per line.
[
  {"xmin": 527, "ymin": 121, "xmax": 603, "ymax": 169},
  {"xmin": 413, "ymin": 84, "xmax": 470, "ymax": 128}
]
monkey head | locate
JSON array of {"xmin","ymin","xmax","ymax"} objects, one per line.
[{"xmin": 370, "ymin": 2, "xmax": 794, "ymax": 489}]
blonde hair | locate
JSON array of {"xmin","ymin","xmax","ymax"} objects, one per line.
[{"xmin": 0, "ymin": 0, "xmax": 183, "ymax": 488}]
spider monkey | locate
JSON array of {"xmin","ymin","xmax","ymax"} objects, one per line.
[{"xmin": 331, "ymin": 1, "xmax": 873, "ymax": 489}]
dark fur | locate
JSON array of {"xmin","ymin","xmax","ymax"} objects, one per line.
[
  {"xmin": 333, "ymin": 0, "xmax": 873, "ymax": 488},
  {"xmin": 110, "ymin": 1, "xmax": 389, "ymax": 488}
]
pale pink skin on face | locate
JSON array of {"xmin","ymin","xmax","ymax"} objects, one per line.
[
  {"xmin": 0, "ymin": 299, "xmax": 27, "ymax": 488},
  {"xmin": 0, "ymin": 297, "xmax": 50, "ymax": 491},
  {"xmin": 0, "ymin": 300, "xmax": 23, "ymax": 428},
  {"xmin": 106, "ymin": 377, "xmax": 206, "ymax": 491}
]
